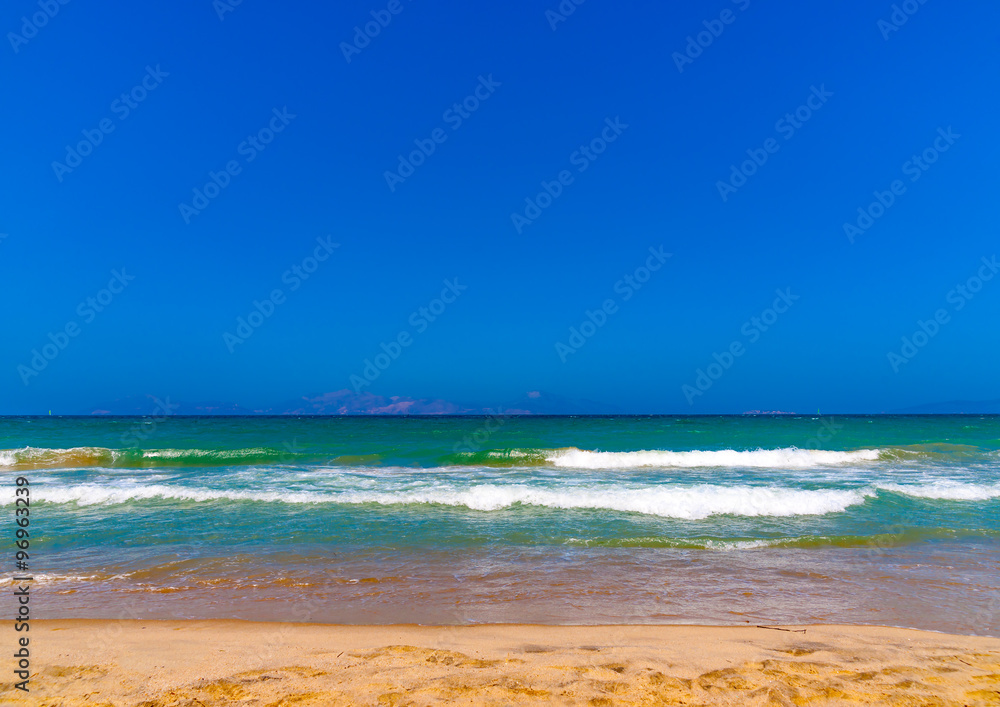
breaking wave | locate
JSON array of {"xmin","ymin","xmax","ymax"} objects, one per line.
[
  {"xmin": 544, "ymin": 447, "xmax": 881, "ymax": 469},
  {"xmin": 1, "ymin": 443, "xmax": 993, "ymax": 471},
  {"xmin": 25, "ymin": 480, "xmax": 1000, "ymax": 518}
]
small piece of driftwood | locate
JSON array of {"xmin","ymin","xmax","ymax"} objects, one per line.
[{"xmin": 756, "ymin": 625, "xmax": 807, "ymax": 633}]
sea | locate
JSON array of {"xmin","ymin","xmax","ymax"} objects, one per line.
[{"xmin": 3, "ymin": 415, "xmax": 998, "ymax": 635}]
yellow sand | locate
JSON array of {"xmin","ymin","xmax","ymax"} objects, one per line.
[{"xmin": 6, "ymin": 620, "xmax": 1000, "ymax": 705}]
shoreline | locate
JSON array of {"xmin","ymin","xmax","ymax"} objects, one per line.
[
  {"xmin": 23, "ymin": 615, "xmax": 1000, "ymax": 636},
  {"xmin": 8, "ymin": 620, "xmax": 1000, "ymax": 705}
]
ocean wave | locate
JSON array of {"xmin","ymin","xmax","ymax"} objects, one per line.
[
  {"xmin": 878, "ymin": 443, "xmax": 991, "ymax": 460},
  {"xmin": 877, "ymin": 481, "xmax": 1000, "ymax": 501},
  {"xmin": 0, "ymin": 573, "xmax": 121, "ymax": 586},
  {"xmin": 561, "ymin": 528, "xmax": 996, "ymax": 550},
  {"xmin": 0, "ymin": 446, "xmax": 297, "ymax": 470},
  {"xmin": 0, "ymin": 446, "xmax": 122, "ymax": 469},
  {"xmin": 35, "ymin": 483, "xmax": 325, "ymax": 506},
  {"xmin": 445, "ymin": 449, "xmax": 548, "ymax": 466},
  {"xmin": 31, "ymin": 482, "xmax": 871, "ymax": 519},
  {"xmin": 345, "ymin": 485, "xmax": 872, "ymax": 519},
  {"xmin": 27, "ymin": 478, "xmax": 1000, "ymax": 516},
  {"xmin": 545, "ymin": 447, "xmax": 882, "ymax": 469},
  {"xmin": 3, "ymin": 443, "xmax": 993, "ymax": 471}
]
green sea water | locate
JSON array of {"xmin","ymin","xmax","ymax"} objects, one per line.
[{"xmin": 3, "ymin": 415, "xmax": 998, "ymax": 632}]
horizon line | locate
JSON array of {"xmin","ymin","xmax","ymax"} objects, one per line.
[{"xmin": 4, "ymin": 412, "xmax": 999, "ymax": 418}]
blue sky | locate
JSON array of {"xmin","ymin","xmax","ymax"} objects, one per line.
[{"xmin": 1, "ymin": 0, "xmax": 998, "ymax": 414}]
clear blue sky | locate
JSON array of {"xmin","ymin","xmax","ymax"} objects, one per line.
[{"xmin": 2, "ymin": 0, "xmax": 998, "ymax": 414}]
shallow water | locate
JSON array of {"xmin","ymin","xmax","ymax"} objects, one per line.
[{"xmin": 4, "ymin": 415, "xmax": 998, "ymax": 634}]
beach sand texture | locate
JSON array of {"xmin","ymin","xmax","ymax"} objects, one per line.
[{"xmin": 6, "ymin": 621, "xmax": 1000, "ymax": 706}]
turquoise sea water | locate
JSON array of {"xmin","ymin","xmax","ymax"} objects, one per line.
[{"xmin": 3, "ymin": 415, "xmax": 998, "ymax": 633}]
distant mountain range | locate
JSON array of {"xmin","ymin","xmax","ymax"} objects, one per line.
[
  {"xmin": 86, "ymin": 390, "xmax": 621, "ymax": 416},
  {"xmin": 81, "ymin": 394, "xmax": 1000, "ymax": 416}
]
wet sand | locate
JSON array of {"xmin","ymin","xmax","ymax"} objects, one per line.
[{"xmin": 6, "ymin": 620, "xmax": 1000, "ymax": 705}]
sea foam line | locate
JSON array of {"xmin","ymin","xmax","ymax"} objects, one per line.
[
  {"xmin": 25, "ymin": 478, "xmax": 1000, "ymax": 516},
  {"xmin": 546, "ymin": 447, "xmax": 882, "ymax": 469},
  {"xmin": 29, "ymin": 482, "xmax": 873, "ymax": 519},
  {"xmin": 877, "ymin": 480, "xmax": 1000, "ymax": 501}
]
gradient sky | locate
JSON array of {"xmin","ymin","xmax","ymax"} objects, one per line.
[{"xmin": 2, "ymin": 0, "xmax": 998, "ymax": 414}]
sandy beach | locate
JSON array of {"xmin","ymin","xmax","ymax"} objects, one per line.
[{"xmin": 6, "ymin": 620, "xmax": 999, "ymax": 705}]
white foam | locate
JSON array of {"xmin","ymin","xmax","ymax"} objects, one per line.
[
  {"xmin": 546, "ymin": 447, "xmax": 881, "ymax": 469},
  {"xmin": 32, "ymin": 482, "xmax": 872, "ymax": 519},
  {"xmin": 564, "ymin": 537, "xmax": 790, "ymax": 550},
  {"xmin": 35, "ymin": 483, "xmax": 325, "ymax": 506},
  {"xmin": 357, "ymin": 485, "xmax": 871, "ymax": 519},
  {"xmin": 877, "ymin": 481, "xmax": 1000, "ymax": 501},
  {"xmin": 0, "ymin": 573, "xmax": 110, "ymax": 585},
  {"xmin": 140, "ymin": 447, "xmax": 274, "ymax": 459}
]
